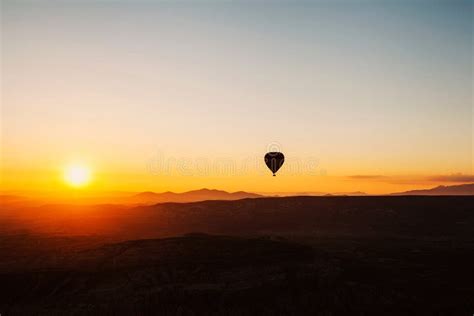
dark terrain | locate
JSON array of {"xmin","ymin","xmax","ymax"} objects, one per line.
[{"xmin": 1, "ymin": 196, "xmax": 474, "ymax": 315}]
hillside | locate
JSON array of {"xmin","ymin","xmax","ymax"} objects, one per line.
[
  {"xmin": 2, "ymin": 232, "xmax": 473, "ymax": 314},
  {"xmin": 2, "ymin": 196, "xmax": 474, "ymax": 314},
  {"xmin": 391, "ymin": 183, "xmax": 474, "ymax": 195},
  {"xmin": 4, "ymin": 196, "xmax": 474, "ymax": 240}
]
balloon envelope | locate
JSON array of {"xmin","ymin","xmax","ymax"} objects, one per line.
[{"xmin": 264, "ymin": 152, "xmax": 285, "ymax": 176}]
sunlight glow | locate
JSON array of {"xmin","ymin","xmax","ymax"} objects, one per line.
[{"xmin": 64, "ymin": 164, "xmax": 91, "ymax": 188}]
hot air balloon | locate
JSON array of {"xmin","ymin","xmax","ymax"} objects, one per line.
[{"xmin": 264, "ymin": 152, "xmax": 284, "ymax": 176}]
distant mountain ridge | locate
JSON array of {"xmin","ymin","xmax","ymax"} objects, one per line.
[
  {"xmin": 132, "ymin": 188, "xmax": 262, "ymax": 204},
  {"xmin": 131, "ymin": 183, "xmax": 474, "ymax": 205},
  {"xmin": 391, "ymin": 183, "xmax": 474, "ymax": 196},
  {"xmin": 269, "ymin": 191, "xmax": 367, "ymax": 197}
]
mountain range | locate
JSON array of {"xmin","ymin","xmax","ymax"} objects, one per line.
[
  {"xmin": 131, "ymin": 188, "xmax": 262, "ymax": 204},
  {"xmin": 391, "ymin": 183, "xmax": 474, "ymax": 195},
  {"xmin": 131, "ymin": 183, "xmax": 474, "ymax": 204}
]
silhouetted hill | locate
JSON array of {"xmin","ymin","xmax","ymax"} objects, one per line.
[
  {"xmin": 6, "ymin": 196, "xmax": 473, "ymax": 240},
  {"xmin": 332, "ymin": 191, "xmax": 367, "ymax": 196},
  {"xmin": 271, "ymin": 191, "xmax": 367, "ymax": 196},
  {"xmin": 132, "ymin": 188, "xmax": 262, "ymax": 204},
  {"xmin": 391, "ymin": 183, "xmax": 474, "ymax": 195},
  {"xmin": 2, "ymin": 197, "xmax": 474, "ymax": 314},
  {"xmin": 134, "ymin": 196, "xmax": 474, "ymax": 239},
  {"xmin": 2, "ymin": 232, "xmax": 473, "ymax": 314}
]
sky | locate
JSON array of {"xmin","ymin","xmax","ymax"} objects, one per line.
[{"xmin": 1, "ymin": 0, "xmax": 473, "ymax": 195}]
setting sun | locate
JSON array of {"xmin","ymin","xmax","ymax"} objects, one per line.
[{"xmin": 64, "ymin": 164, "xmax": 92, "ymax": 188}]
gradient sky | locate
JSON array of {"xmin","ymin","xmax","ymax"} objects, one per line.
[{"xmin": 1, "ymin": 0, "xmax": 473, "ymax": 195}]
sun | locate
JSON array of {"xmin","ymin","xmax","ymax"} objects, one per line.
[{"xmin": 64, "ymin": 164, "xmax": 92, "ymax": 188}]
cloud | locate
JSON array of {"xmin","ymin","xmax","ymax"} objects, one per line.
[
  {"xmin": 346, "ymin": 174, "xmax": 474, "ymax": 185},
  {"xmin": 427, "ymin": 174, "xmax": 474, "ymax": 183},
  {"xmin": 347, "ymin": 175, "xmax": 387, "ymax": 180}
]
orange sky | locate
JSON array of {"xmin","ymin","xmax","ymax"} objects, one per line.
[{"xmin": 1, "ymin": 1, "xmax": 472, "ymax": 196}]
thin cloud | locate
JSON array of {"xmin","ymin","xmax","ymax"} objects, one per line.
[
  {"xmin": 427, "ymin": 174, "xmax": 474, "ymax": 183},
  {"xmin": 347, "ymin": 174, "xmax": 474, "ymax": 185},
  {"xmin": 347, "ymin": 175, "xmax": 387, "ymax": 180},
  {"xmin": 347, "ymin": 175, "xmax": 430, "ymax": 185}
]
